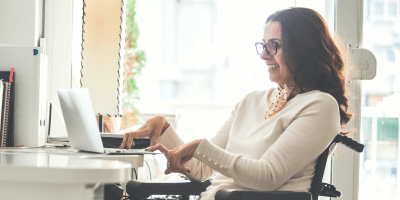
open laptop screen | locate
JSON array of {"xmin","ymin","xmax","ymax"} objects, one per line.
[{"xmin": 58, "ymin": 88, "xmax": 105, "ymax": 153}]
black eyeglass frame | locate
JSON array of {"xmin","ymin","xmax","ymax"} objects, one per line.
[{"xmin": 255, "ymin": 41, "xmax": 280, "ymax": 56}]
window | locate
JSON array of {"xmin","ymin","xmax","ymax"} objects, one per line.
[
  {"xmin": 388, "ymin": 48, "xmax": 396, "ymax": 62},
  {"xmin": 369, "ymin": 0, "xmax": 400, "ymax": 21},
  {"xmin": 359, "ymin": 0, "xmax": 400, "ymax": 199},
  {"xmin": 375, "ymin": 2, "xmax": 384, "ymax": 16},
  {"xmin": 389, "ymin": 2, "xmax": 397, "ymax": 17}
]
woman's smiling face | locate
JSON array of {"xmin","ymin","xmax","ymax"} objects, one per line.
[{"xmin": 261, "ymin": 21, "xmax": 294, "ymax": 87}]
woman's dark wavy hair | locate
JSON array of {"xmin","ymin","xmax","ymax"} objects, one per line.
[{"xmin": 266, "ymin": 7, "xmax": 352, "ymax": 135}]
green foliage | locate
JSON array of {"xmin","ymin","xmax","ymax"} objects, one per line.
[
  {"xmin": 136, "ymin": 50, "xmax": 146, "ymax": 72},
  {"xmin": 126, "ymin": 0, "xmax": 139, "ymax": 49},
  {"xmin": 122, "ymin": 0, "xmax": 146, "ymax": 127}
]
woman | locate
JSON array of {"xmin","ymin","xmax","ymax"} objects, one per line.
[{"xmin": 120, "ymin": 7, "xmax": 352, "ymax": 200}]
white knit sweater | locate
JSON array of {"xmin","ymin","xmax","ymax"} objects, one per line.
[{"xmin": 158, "ymin": 88, "xmax": 340, "ymax": 200}]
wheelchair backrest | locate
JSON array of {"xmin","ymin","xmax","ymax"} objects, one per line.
[{"xmin": 309, "ymin": 134, "xmax": 364, "ymax": 200}]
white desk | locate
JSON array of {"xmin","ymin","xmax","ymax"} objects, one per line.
[{"xmin": 0, "ymin": 147, "xmax": 144, "ymax": 200}]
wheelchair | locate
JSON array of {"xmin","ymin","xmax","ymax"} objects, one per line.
[{"xmin": 109, "ymin": 134, "xmax": 364, "ymax": 200}]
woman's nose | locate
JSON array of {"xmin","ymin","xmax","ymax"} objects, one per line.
[{"xmin": 260, "ymin": 49, "xmax": 271, "ymax": 60}]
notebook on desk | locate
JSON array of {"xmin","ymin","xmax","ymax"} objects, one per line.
[{"xmin": 57, "ymin": 88, "xmax": 159, "ymax": 155}]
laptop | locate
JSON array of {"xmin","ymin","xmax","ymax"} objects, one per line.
[{"xmin": 57, "ymin": 88, "xmax": 159, "ymax": 155}]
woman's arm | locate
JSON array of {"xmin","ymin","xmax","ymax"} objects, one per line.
[
  {"xmin": 148, "ymin": 93, "xmax": 249, "ymax": 181},
  {"xmin": 153, "ymin": 96, "xmax": 245, "ymax": 181},
  {"xmin": 146, "ymin": 139, "xmax": 203, "ymax": 175},
  {"xmin": 156, "ymin": 108, "xmax": 236, "ymax": 181},
  {"xmin": 192, "ymin": 95, "xmax": 340, "ymax": 191},
  {"xmin": 155, "ymin": 125, "xmax": 213, "ymax": 181}
]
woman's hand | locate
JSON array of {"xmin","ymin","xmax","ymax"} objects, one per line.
[
  {"xmin": 146, "ymin": 140, "xmax": 203, "ymax": 174},
  {"xmin": 119, "ymin": 115, "xmax": 170, "ymax": 150}
]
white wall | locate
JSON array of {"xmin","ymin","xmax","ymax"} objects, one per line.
[
  {"xmin": 0, "ymin": 0, "xmax": 72, "ymax": 140},
  {"xmin": 0, "ymin": 0, "xmax": 43, "ymax": 47}
]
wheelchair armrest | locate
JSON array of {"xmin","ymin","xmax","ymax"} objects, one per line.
[
  {"xmin": 319, "ymin": 183, "xmax": 342, "ymax": 198},
  {"xmin": 215, "ymin": 190, "xmax": 312, "ymax": 200},
  {"xmin": 126, "ymin": 180, "xmax": 211, "ymax": 199}
]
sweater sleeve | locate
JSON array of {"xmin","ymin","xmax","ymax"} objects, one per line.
[
  {"xmin": 193, "ymin": 95, "xmax": 340, "ymax": 191},
  {"xmin": 157, "ymin": 124, "xmax": 215, "ymax": 181},
  {"xmin": 208, "ymin": 91, "xmax": 251, "ymax": 149},
  {"xmin": 157, "ymin": 99, "xmax": 239, "ymax": 181}
]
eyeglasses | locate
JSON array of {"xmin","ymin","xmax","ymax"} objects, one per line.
[{"xmin": 255, "ymin": 41, "xmax": 280, "ymax": 55}]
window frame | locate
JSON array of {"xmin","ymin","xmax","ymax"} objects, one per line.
[{"xmin": 331, "ymin": 1, "xmax": 365, "ymax": 200}]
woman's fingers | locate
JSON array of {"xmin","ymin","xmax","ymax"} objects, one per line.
[
  {"xmin": 145, "ymin": 144, "xmax": 188, "ymax": 174},
  {"xmin": 169, "ymin": 150, "xmax": 191, "ymax": 174},
  {"xmin": 169, "ymin": 152, "xmax": 191, "ymax": 174},
  {"xmin": 149, "ymin": 126, "xmax": 162, "ymax": 147},
  {"xmin": 150, "ymin": 138, "xmax": 158, "ymax": 147},
  {"xmin": 126, "ymin": 132, "xmax": 136, "ymax": 150},
  {"xmin": 120, "ymin": 116, "xmax": 168, "ymax": 149},
  {"xmin": 146, "ymin": 143, "xmax": 191, "ymax": 175},
  {"xmin": 123, "ymin": 129, "xmax": 148, "ymax": 150},
  {"xmin": 119, "ymin": 133, "xmax": 129, "ymax": 149},
  {"xmin": 145, "ymin": 143, "xmax": 169, "ymax": 154}
]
